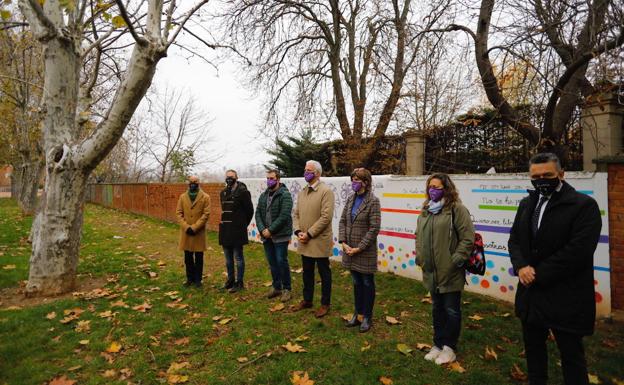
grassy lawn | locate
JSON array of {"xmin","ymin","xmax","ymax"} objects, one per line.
[{"xmin": 0, "ymin": 197, "xmax": 623, "ymax": 385}]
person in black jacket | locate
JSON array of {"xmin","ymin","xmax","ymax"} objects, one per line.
[
  {"xmin": 508, "ymin": 153, "xmax": 602, "ymax": 385},
  {"xmin": 219, "ymin": 169, "xmax": 254, "ymax": 293}
]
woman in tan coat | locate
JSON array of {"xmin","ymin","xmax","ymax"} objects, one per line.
[
  {"xmin": 339, "ymin": 168, "xmax": 381, "ymax": 333},
  {"xmin": 176, "ymin": 176, "xmax": 211, "ymax": 287}
]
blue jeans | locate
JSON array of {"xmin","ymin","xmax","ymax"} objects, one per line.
[
  {"xmin": 351, "ymin": 270, "xmax": 375, "ymax": 318},
  {"xmin": 223, "ymin": 245, "xmax": 245, "ymax": 283},
  {"xmin": 263, "ymin": 240, "xmax": 291, "ymax": 290},
  {"xmin": 431, "ymin": 291, "xmax": 462, "ymax": 350}
]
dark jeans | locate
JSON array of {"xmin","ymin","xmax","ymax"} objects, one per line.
[
  {"xmin": 351, "ymin": 270, "xmax": 375, "ymax": 318},
  {"xmin": 522, "ymin": 322, "xmax": 589, "ymax": 385},
  {"xmin": 184, "ymin": 251, "xmax": 204, "ymax": 283},
  {"xmin": 431, "ymin": 290, "xmax": 462, "ymax": 351},
  {"xmin": 223, "ymin": 245, "xmax": 245, "ymax": 283},
  {"xmin": 302, "ymin": 255, "xmax": 332, "ymax": 306},
  {"xmin": 263, "ymin": 240, "xmax": 291, "ymax": 290}
]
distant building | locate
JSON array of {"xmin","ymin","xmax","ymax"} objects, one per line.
[{"xmin": 0, "ymin": 165, "xmax": 12, "ymax": 189}]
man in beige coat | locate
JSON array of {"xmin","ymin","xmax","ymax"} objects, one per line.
[
  {"xmin": 292, "ymin": 160, "xmax": 335, "ymax": 317},
  {"xmin": 176, "ymin": 175, "xmax": 211, "ymax": 288}
]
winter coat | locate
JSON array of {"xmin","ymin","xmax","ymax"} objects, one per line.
[
  {"xmin": 293, "ymin": 181, "xmax": 335, "ymax": 258},
  {"xmin": 255, "ymin": 183, "xmax": 294, "ymax": 240},
  {"xmin": 508, "ymin": 181, "xmax": 602, "ymax": 335},
  {"xmin": 176, "ymin": 190, "xmax": 211, "ymax": 252},
  {"xmin": 218, "ymin": 182, "xmax": 254, "ymax": 247},
  {"xmin": 338, "ymin": 191, "xmax": 381, "ymax": 274},
  {"xmin": 416, "ymin": 202, "xmax": 475, "ymax": 294}
]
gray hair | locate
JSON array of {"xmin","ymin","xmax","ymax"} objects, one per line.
[
  {"xmin": 529, "ymin": 153, "xmax": 562, "ymax": 171},
  {"xmin": 306, "ymin": 160, "xmax": 322, "ymax": 175}
]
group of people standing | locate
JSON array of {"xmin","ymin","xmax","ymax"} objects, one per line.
[{"xmin": 175, "ymin": 153, "xmax": 602, "ymax": 385}]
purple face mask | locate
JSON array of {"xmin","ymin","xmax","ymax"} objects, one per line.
[
  {"xmin": 351, "ymin": 181, "xmax": 363, "ymax": 192},
  {"xmin": 267, "ymin": 178, "xmax": 278, "ymax": 189},
  {"xmin": 428, "ymin": 187, "xmax": 444, "ymax": 202},
  {"xmin": 304, "ymin": 171, "xmax": 316, "ymax": 183}
]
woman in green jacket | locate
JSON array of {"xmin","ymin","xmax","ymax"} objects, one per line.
[{"xmin": 416, "ymin": 173, "xmax": 475, "ymax": 365}]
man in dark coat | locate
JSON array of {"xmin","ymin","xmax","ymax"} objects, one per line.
[
  {"xmin": 508, "ymin": 153, "xmax": 602, "ymax": 385},
  {"xmin": 219, "ymin": 169, "xmax": 254, "ymax": 293}
]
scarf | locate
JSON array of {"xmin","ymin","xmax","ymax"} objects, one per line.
[
  {"xmin": 427, "ymin": 199, "xmax": 444, "ymax": 215},
  {"xmin": 188, "ymin": 190, "xmax": 199, "ymax": 202}
]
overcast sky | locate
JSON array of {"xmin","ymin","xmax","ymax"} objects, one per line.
[{"xmin": 153, "ymin": 48, "xmax": 273, "ymax": 175}]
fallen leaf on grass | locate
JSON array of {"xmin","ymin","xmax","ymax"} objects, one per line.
[
  {"xmin": 447, "ymin": 361, "xmax": 466, "ymax": 373},
  {"xmin": 75, "ymin": 320, "xmax": 91, "ymax": 333},
  {"xmin": 499, "ymin": 312, "xmax": 511, "ymax": 318},
  {"xmin": 237, "ymin": 357, "xmax": 249, "ymax": 363},
  {"xmin": 4, "ymin": 305, "xmax": 22, "ymax": 310},
  {"xmin": 168, "ymin": 374, "xmax": 189, "ymax": 384},
  {"xmin": 294, "ymin": 335, "xmax": 310, "ymax": 342},
  {"xmin": 510, "ymin": 364, "xmax": 528, "ymax": 381},
  {"xmin": 385, "ymin": 316, "xmax": 401, "ymax": 325},
  {"xmin": 167, "ymin": 302, "xmax": 189, "ymax": 310},
  {"xmin": 98, "ymin": 310, "xmax": 114, "ymax": 318},
  {"xmin": 262, "ymin": 281, "xmax": 273, "ymax": 287},
  {"xmin": 588, "ymin": 374, "xmax": 601, "ymax": 384},
  {"xmin": 79, "ymin": 339, "xmax": 90, "ymax": 345},
  {"xmin": 102, "ymin": 369, "xmax": 117, "ymax": 378},
  {"xmin": 218, "ymin": 318, "xmax": 233, "ymax": 325},
  {"xmin": 119, "ymin": 368, "xmax": 133, "ymax": 380},
  {"xmin": 110, "ymin": 300, "xmax": 129, "ymax": 308},
  {"xmin": 420, "ymin": 297, "xmax": 433, "ymax": 304},
  {"xmin": 174, "ymin": 337, "xmax": 190, "ymax": 346},
  {"xmin": 361, "ymin": 342, "xmax": 371, "ymax": 352},
  {"xmin": 147, "ymin": 271, "xmax": 158, "ymax": 278},
  {"xmin": 46, "ymin": 311, "xmax": 57, "ymax": 320},
  {"xmin": 282, "ymin": 342, "xmax": 306, "ymax": 353},
  {"xmin": 396, "ymin": 343, "xmax": 412, "ymax": 356},
  {"xmin": 468, "ymin": 314, "xmax": 484, "ymax": 321},
  {"xmin": 2, "ymin": 264, "xmax": 16, "ymax": 270},
  {"xmin": 379, "ymin": 376, "xmax": 393, "ymax": 384},
  {"xmin": 270, "ymin": 303, "xmax": 285, "ymax": 312},
  {"xmin": 67, "ymin": 365, "xmax": 82, "ymax": 372},
  {"xmin": 341, "ymin": 314, "xmax": 353, "ymax": 322},
  {"xmin": 167, "ymin": 361, "xmax": 191, "ymax": 373},
  {"xmin": 484, "ymin": 346, "xmax": 498, "ymax": 361},
  {"xmin": 132, "ymin": 302, "xmax": 152, "ymax": 313},
  {"xmin": 291, "ymin": 371, "xmax": 314, "ymax": 385},
  {"xmin": 48, "ymin": 375, "xmax": 76, "ymax": 385},
  {"xmin": 106, "ymin": 341, "xmax": 122, "ymax": 353},
  {"xmin": 415, "ymin": 343, "xmax": 432, "ymax": 351},
  {"xmin": 291, "ymin": 268, "xmax": 303, "ymax": 274}
]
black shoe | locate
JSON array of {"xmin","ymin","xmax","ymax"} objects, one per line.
[
  {"xmin": 346, "ymin": 314, "xmax": 361, "ymax": 327},
  {"xmin": 183, "ymin": 281, "xmax": 193, "ymax": 287},
  {"xmin": 221, "ymin": 279, "xmax": 235, "ymax": 290},
  {"xmin": 228, "ymin": 281, "xmax": 244, "ymax": 293},
  {"xmin": 194, "ymin": 281, "xmax": 202, "ymax": 288},
  {"xmin": 359, "ymin": 317, "xmax": 372, "ymax": 333}
]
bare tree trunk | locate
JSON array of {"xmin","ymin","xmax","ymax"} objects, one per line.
[{"xmin": 14, "ymin": 159, "xmax": 43, "ymax": 215}]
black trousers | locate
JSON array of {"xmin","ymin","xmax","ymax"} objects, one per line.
[
  {"xmin": 522, "ymin": 322, "xmax": 589, "ymax": 385},
  {"xmin": 184, "ymin": 251, "xmax": 204, "ymax": 283},
  {"xmin": 301, "ymin": 255, "xmax": 332, "ymax": 306}
]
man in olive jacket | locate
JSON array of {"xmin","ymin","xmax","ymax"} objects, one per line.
[
  {"xmin": 255, "ymin": 169, "xmax": 294, "ymax": 302},
  {"xmin": 509, "ymin": 153, "xmax": 602, "ymax": 385},
  {"xmin": 219, "ymin": 169, "xmax": 254, "ymax": 293},
  {"xmin": 292, "ymin": 160, "xmax": 335, "ymax": 318},
  {"xmin": 176, "ymin": 176, "xmax": 211, "ymax": 288}
]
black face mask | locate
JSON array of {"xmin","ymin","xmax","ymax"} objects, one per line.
[
  {"xmin": 531, "ymin": 177, "xmax": 560, "ymax": 196},
  {"xmin": 225, "ymin": 177, "xmax": 236, "ymax": 187},
  {"xmin": 189, "ymin": 183, "xmax": 199, "ymax": 192}
]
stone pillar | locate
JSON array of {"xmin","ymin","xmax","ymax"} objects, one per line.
[
  {"xmin": 581, "ymin": 90, "xmax": 624, "ymax": 172},
  {"xmin": 404, "ymin": 130, "xmax": 425, "ymax": 175}
]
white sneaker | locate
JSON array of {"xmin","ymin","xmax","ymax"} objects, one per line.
[
  {"xmin": 434, "ymin": 345, "xmax": 456, "ymax": 365},
  {"xmin": 424, "ymin": 346, "xmax": 442, "ymax": 361}
]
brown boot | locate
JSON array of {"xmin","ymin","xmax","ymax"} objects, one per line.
[
  {"xmin": 292, "ymin": 300, "xmax": 313, "ymax": 312},
  {"xmin": 315, "ymin": 305, "xmax": 330, "ymax": 318}
]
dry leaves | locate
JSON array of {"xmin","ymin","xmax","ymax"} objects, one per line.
[
  {"xmin": 102, "ymin": 369, "xmax": 117, "ymax": 378},
  {"xmin": 237, "ymin": 357, "xmax": 249, "ymax": 363},
  {"xmin": 484, "ymin": 346, "xmax": 498, "ymax": 361},
  {"xmin": 263, "ymin": 281, "xmax": 273, "ymax": 287},
  {"xmin": 270, "ymin": 303, "xmax": 286, "ymax": 312},
  {"xmin": 420, "ymin": 296, "xmax": 433, "ymax": 304},
  {"xmin": 341, "ymin": 314, "xmax": 353, "ymax": 322},
  {"xmin": 510, "ymin": 364, "xmax": 528, "ymax": 381},
  {"xmin": 447, "ymin": 361, "xmax": 466, "ymax": 373},
  {"xmin": 468, "ymin": 314, "xmax": 484, "ymax": 321},
  {"xmin": 98, "ymin": 310, "xmax": 114, "ymax": 318},
  {"xmin": 2, "ymin": 264, "xmax": 16, "ymax": 270},
  {"xmin": 396, "ymin": 343, "xmax": 413, "ymax": 356},
  {"xmin": 79, "ymin": 339, "xmax": 90, "ymax": 345},
  {"xmin": 46, "ymin": 311, "xmax": 57, "ymax": 320},
  {"xmin": 75, "ymin": 320, "xmax": 91, "ymax": 333},
  {"xmin": 168, "ymin": 374, "xmax": 189, "ymax": 384},
  {"xmin": 415, "ymin": 343, "xmax": 432, "ymax": 351},
  {"xmin": 174, "ymin": 337, "xmax": 190, "ymax": 346},
  {"xmin": 588, "ymin": 374, "xmax": 601, "ymax": 384},
  {"xmin": 110, "ymin": 300, "xmax": 129, "ymax": 308},
  {"xmin": 106, "ymin": 341, "xmax": 122, "ymax": 353},
  {"xmin": 291, "ymin": 371, "xmax": 314, "ymax": 385},
  {"xmin": 48, "ymin": 375, "xmax": 76, "ymax": 385},
  {"xmin": 132, "ymin": 302, "xmax": 152, "ymax": 313},
  {"xmin": 385, "ymin": 316, "xmax": 402, "ymax": 325},
  {"xmin": 282, "ymin": 342, "xmax": 307, "ymax": 353},
  {"xmin": 167, "ymin": 361, "xmax": 191, "ymax": 373},
  {"xmin": 379, "ymin": 376, "xmax": 394, "ymax": 385}
]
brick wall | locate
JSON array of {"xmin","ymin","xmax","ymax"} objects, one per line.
[
  {"xmin": 0, "ymin": 165, "xmax": 12, "ymax": 187},
  {"xmin": 86, "ymin": 183, "xmax": 224, "ymax": 232},
  {"xmin": 608, "ymin": 163, "xmax": 624, "ymax": 310}
]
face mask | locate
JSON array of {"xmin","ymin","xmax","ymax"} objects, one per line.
[
  {"xmin": 428, "ymin": 187, "xmax": 444, "ymax": 202},
  {"xmin": 304, "ymin": 171, "xmax": 316, "ymax": 183},
  {"xmin": 351, "ymin": 181, "xmax": 363, "ymax": 192},
  {"xmin": 189, "ymin": 183, "xmax": 199, "ymax": 192},
  {"xmin": 267, "ymin": 179, "xmax": 278, "ymax": 189},
  {"xmin": 225, "ymin": 177, "xmax": 236, "ymax": 187},
  {"xmin": 531, "ymin": 177, "xmax": 560, "ymax": 196}
]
